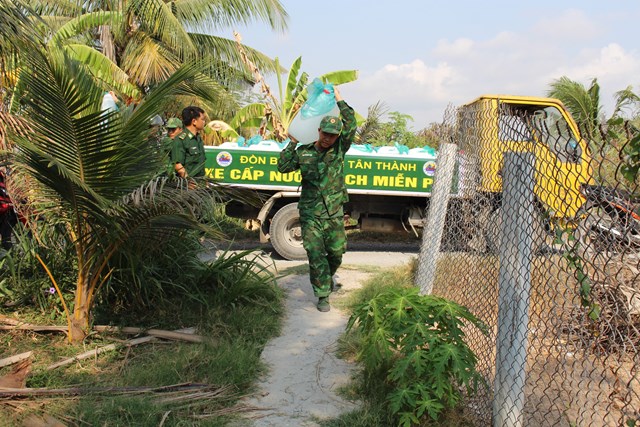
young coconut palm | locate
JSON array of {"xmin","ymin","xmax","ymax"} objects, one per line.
[{"xmin": 8, "ymin": 46, "xmax": 243, "ymax": 342}]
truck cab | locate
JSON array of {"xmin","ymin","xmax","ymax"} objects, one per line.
[
  {"xmin": 460, "ymin": 95, "xmax": 592, "ymax": 215},
  {"xmin": 457, "ymin": 95, "xmax": 593, "ymax": 251}
]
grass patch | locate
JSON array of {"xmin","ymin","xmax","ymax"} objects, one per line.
[
  {"xmin": 339, "ymin": 264, "xmax": 385, "ymax": 274},
  {"xmin": 0, "ymin": 250, "xmax": 284, "ymax": 426}
]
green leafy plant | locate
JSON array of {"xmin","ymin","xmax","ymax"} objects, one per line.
[
  {"xmin": 562, "ymin": 240, "xmax": 601, "ymax": 321},
  {"xmin": 346, "ymin": 287, "xmax": 487, "ymax": 426},
  {"xmin": 619, "ymin": 121, "xmax": 640, "ymax": 183},
  {"xmin": 229, "ymin": 54, "xmax": 358, "ymax": 140},
  {"xmin": 0, "ymin": 221, "xmax": 76, "ymax": 319}
]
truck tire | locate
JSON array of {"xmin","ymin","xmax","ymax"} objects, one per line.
[
  {"xmin": 485, "ymin": 207, "xmax": 546, "ymax": 254},
  {"xmin": 269, "ymin": 203, "xmax": 307, "ymax": 261}
]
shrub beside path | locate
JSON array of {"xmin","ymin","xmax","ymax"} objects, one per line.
[{"xmin": 236, "ymin": 251, "xmax": 417, "ymax": 426}]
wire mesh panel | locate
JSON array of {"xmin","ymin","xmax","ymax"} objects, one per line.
[{"xmin": 416, "ymin": 98, "xmax": 640, "ymax": 426}]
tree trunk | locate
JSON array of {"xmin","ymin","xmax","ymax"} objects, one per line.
[{"xmin": 69, "ymin": 277, "xmax": 92, "ymax": 343}]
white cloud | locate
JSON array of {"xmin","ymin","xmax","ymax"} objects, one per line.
[
  {"xmin": 531, "ymin": 8, "xmax": 600, "ymax": 41},
  {"xmin": 554, "ymin": 43, "xmax": 640, "ymax": 81},
  {"xmin": 348, "ymin": 60, "xmax": 462, "ymax": 128},
  {"xmin": 433, "ymin": 38, "xmax": 474, "ymax": 57},
  {"xmin": 348, "ymin": 11, "xmax": 639, "ymax": 127},
  {"xmin": 549, "ymin": 43, "xmax": 640, "ymax": 116}
]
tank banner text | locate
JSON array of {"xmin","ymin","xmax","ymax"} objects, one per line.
[{"xmin": 205, "ymin": 148, "xmax": 436, "ymax": 193}]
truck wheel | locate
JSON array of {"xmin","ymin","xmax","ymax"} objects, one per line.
[
  {"xmin": 269, "ymin": 203, "xmax": 307, "ymax": 261},
  {"xmin": 485, "ymin": 207, "xmax": 546, "ymax": 254}
]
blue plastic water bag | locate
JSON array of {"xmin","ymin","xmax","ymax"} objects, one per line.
[
  {"xmin": 288, "ymin": 78, "xmax": 340, "ymax": 145},
  {"xmin": 246, "ymin": 135, "xmax": 263, "ymax": 147},
  {"xmin": 300, "ymin": 78, "xmax": 336, "ymax": 119}
]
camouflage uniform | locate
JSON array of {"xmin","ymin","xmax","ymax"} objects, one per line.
[
  {"xmin": 161, "ymin": 135, "xmax": 174, "ymax": 156},
  {"xmin": 171, "ymin": 129, "xmax": 206, "ymax": 177},
  {"xmin": 161, "ymin": 118, "xmax": 182, "ymax": 176},
  {"xmin": 277, "ymin": 100, "xmax": 357, "ymax": 297}
]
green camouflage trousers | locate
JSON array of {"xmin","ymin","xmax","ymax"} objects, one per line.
[{"xmin": 300, "ymin": 214, "xmax": 346, "ymax": 297}]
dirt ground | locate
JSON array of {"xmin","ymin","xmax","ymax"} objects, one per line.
[{"xmin": 233, "ymin": 250, "xmax": 417, "ymax": 427}]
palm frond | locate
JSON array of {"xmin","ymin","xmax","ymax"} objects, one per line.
[
  {"xmin": 13, "ymin": 50, "xmax": 209, "ymax": 210},
  {"xmin": 190, "ymin": 33, "xmax": 280, "ymax": 76},
  {"xmin": 40, "ymin": 15, "xmax": 72, "ymax": 32},
  {"xmin": 127, "ymin": 0, "xmax": 197, "ymax": 59},
  {"xmin": 121, "ymin": 32, "xmax": 180, "ymax": 88},
  {"xmin": 357, "ymin": 101, "xmax": 389, "ymax": 145},
  {"xmin": 548, "ymin": 77, "xmax": 594, "ymax": 119},
  {"xmin": 613, "ymin": 86, "xmax": 640, "ymax": 118},
  {"xmin": 49, "ymin": 10, "xmax": 120, "ymax": 45},
  {"xmin": 177, "ymin": 72, "xmax": 239, "ymax": 119},
  {"xmin": 173, "ymin": 0, "xmax": 288, "ymax": 33},
  {"xmin": 32, "ymin": 0, "xmax": 84, "ymax": 17},
  {"xmin": 548, "ymin": 76, "xmax": 601, "ymax": 141},
  {"xmin": 64, "ymin": 43, "xmax": 139, "ymax": 97},
  {"xmin": 0, "ymin": 0, "xmax": 46, "ymax": 65}
]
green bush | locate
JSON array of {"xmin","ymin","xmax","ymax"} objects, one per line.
[
  {"xmin": 98, "ymin": 230, "xmax": 208, "ymax": 312},
  {"xmin": 0, "ymin": 221, "xmax": 76, "ymax": 321},
  {"xmin": 347, "ymin": 287, "xmax": 488, "ymax": 426}
]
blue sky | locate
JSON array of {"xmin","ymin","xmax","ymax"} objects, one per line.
[{"xmin": 234, "ymin": 1, "xmax": 640, "ymax": 129}]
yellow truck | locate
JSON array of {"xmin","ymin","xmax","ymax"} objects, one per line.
[
  {"xmin": 456, "ymin": 94, "xmax": 593, "ymax": 251},
  {"xmin": 208, "ymin": 94, "xmax": 593, "ymax": 259}
]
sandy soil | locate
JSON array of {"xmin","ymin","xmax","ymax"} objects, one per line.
[{"xmin": 235, "ymin": 251, "xmax": 417, "ymax": 426}]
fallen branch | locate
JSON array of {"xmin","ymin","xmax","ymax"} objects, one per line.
[
  {"xmin": 0, "ymin": 325, "xmax": 68, "ymax": 332},
  {"xmin": 0, "ymin": 316, "xmax": 20, "ymax": 325},
  {"xmin": 45, "ymin": 327, "xmax": 201, "ymax": 371},
  {"xmin": 0, "ymin": 382, "xmax": 212, "ymax": 397},
  {"xmin": 0, "ymin": 351, "xmax": 32, "ymax": 369},
  {"xmin": 0, "ymin": 321, "xmax": 203, "ymax": 343},
  {"xmin": 45, "ymin": 335, "xmax": 154, "ymax": 370},
  {"xmin": 159, "ymin": 411, "xmax": 171, "ymax": 427},
  {"xmin": 93, "ymin": 326, "xmax": 203, "ymax": 343}
]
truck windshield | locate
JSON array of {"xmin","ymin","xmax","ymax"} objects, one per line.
[{"xmin": 499, "ymin": 104, "xmax": 582, "ymax": 164}]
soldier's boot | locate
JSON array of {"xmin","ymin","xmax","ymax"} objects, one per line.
[
  {"xmin": 331, "ymin": 275, "xmax": 342, "ymax": 292},
  {"xmin": 317, "ymin": 296, "xmax": 330, "ymax": 312}
]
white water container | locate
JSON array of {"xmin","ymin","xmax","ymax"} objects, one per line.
[{"xmin": 288, "ymin": 104, "xmax": 340, "ymax": 146}]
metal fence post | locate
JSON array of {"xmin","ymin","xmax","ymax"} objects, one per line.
[
  {"xmin": 492, "ymin": 151, "xmax": 535, "ymax": 427},
  {"xmin": 416, "ymin": 142, "xmax": 457, "ymax": 295}
]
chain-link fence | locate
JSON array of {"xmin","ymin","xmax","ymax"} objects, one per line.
[{"xmin": 416, "ymin": 98, "xmax": 640, "ymax": 426}]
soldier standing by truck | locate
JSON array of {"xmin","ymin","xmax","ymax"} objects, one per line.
[
  {"xmin": 161, "ymin": 117, "xmax": 183, "ymax": 176},
  {"xmin": 172, "ymin": 106, "xmax": 206, "ymax": 179},
  {"xmin": 277, "ymin": 86, "xmax": 357, "ymax": 312}
]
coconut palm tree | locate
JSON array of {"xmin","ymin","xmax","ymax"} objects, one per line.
[
  {"xmin": 547, "ymin": 77, "xmax": 602, "ymax": 145},
  {"xmin": 6, "ymin": 44, "xmax": 245, "ymax": 342},
  {"xmin": 7, "ymin": 0, "xmax": 288, "ymax": 116},
  {"xmin": 356, "ymin": 101, "xmax": 388, "ymax": 145},
  {"xmin": 547, "ymin": 76, "xmax": 640, "ymax": 145},
  {"xmin": 0, "ymin": 0, "xmax": 44, "ymax": 106},
  {"xmin": 548, "ymin": 76, "xmax": 640, "ymax": 188}
]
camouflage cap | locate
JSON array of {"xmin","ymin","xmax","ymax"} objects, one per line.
[
  {"xmin": 319, "ymin": 115, "xmax": 343, "ymax": 135},
  {"xmin": 166, "ymin": 117, "xmax": 183, "ymax": 129}
]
